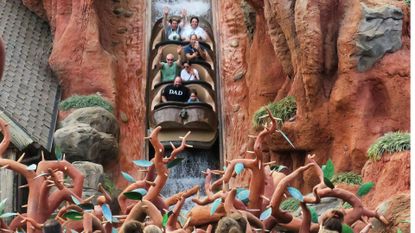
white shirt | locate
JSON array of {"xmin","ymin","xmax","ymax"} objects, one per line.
[
  {"xmin": 180, "ymin": 68, "xmax": 200, "ymax": 81},
  {"xmin": 181, "ymin": 25, "xmax": 207, "ymax": 41}
]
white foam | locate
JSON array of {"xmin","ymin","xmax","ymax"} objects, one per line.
[{"xmin": 152, "ymin": 0, "xmax": 211, "ymax": 23}]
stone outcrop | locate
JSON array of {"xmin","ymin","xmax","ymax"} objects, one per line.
[
  {"xmin": 72, "ymin": 161, "xmax": 104, "ymax": 199},
  {"xmin": 54, "ymin": 107, "xmax": 119, "ymax": 165},
  {"xmin": 54, "ymin": 123, "xmax": 118, "ymax": 165},
  {"xmin": 61, "ymin": 107, "xmax": 120, "ymax": 138},
  {"xmin": 22, "ymin": 0, "xmax": 148, "ymax": 186},
  {"xmin": 356, "ymin": 4, "xmax": 403, "ymax": 71},
  {"xmin": 371, "ymin": 193, "xmax": 410, "ymax": 233},
  {"xmin": 361, "ymin": 151, "xmax": 410, "ymax": 209}
]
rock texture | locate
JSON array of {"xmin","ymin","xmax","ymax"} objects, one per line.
[
  {"xmin": 61, "ymin": 107, "xmax": 120, "ymax": 137},
  {"xmin": 54, "ymin": 107, "xmax": 119, "ymax": 165},
  {"xmin": 371, "ymin": 193, "xmax": 410, "ymax": 233},
  {"xmin": 72, "ymin": 161, "xmax": 104, "ymax": 199},
  {"xmin": 22, "ymin": 0, "xmax": 148, "ymax": 186},
  {"xmin": 357, "ymin": 4, "xmax": 403, "ymax": 71},
  {"xmin": 54, "ymin": 123, "xmax": 118, "ymax": 164},
  {"xmin": 361, "ymin": 151, "xmax": 410, "ymax": 209}
]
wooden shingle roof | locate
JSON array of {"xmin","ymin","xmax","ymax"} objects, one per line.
[{"xmin": 0, "ymin": 0, "xmax": 60, "ymax": 151}]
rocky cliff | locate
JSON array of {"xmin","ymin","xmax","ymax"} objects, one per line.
[{"xmin": 21, "ymin": 0, "xmax": 409, "ymax": 200}]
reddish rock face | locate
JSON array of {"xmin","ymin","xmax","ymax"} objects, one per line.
[
  {"xmin": 217, "ymin": 0, "xmax": 409, "ymax": 192},
  {"xmin": 22, "ymin": 0, "xmax": 409, "ymax": 191},
  {"xmin": 361, "ymin": 151, "xmax": 410, "ymax": 210},
  {"xmin": 22, "ymin": 0, "xmax": 148, "ymax": 186}
]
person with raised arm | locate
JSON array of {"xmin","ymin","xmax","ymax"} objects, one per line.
[
  {"xmin": 155, "ymin": 46, "xmax": 183, "ymax": 82},
  {"xmin": 183, "ymin": 34, "xmax": 207, "ymax": 62},
  {"xmin": 162, "ymin": 7, "xmax": 186, "ymax": 41}
]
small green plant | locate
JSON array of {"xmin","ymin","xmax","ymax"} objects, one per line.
[
  {"xmin": 252, "ymin": 96, "xmax": 296, "ymax": 128},
  {"xmin": 332, "ymin": 172, "xmax": 363, "ymax": 185},
  {"xmin": 404, "ymin": 0, "xmax": 410, "ymax": 6},
  {"xmin": 280, "ymin": 198, "xmax": 299, "ymax": 212},
  {"xmin": 367, "ymin": 132, "xmax": 410, "ymax": 161},
  {"xmin": 102, "ymin": 174, "xmax": 121, "ymax": 198},
  {"xmin": 342, "ymin": 202, "xmax": 352, "ymax": 209},
  {"xmin": 59, "ymin": 94, "xmax": 113, "ymax": 113}
]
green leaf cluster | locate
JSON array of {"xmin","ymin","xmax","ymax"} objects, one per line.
[
  {"xmin": 309, "ymin": 206, "xmax": 318, "ymax": 223},
  {"xmin": 357, "ymin": 182, "xmax": 375, "ymax": 197},
  {"xmin": 404, "ymin": 0, "xmax": 410, "ymax": 6},
  {"xmin": 322, "ymin": 159, "xmax": 335, "ymax": 189},
  {"xmin": 280, "ymin": 198, "xmax": 299, "ymax": 212},
  {"xmin": 332, "ymin": 172, "xmax": 363, "ymax": 185},
  {"xmin": 59, "ymin": 95, "xmax": 113, "ymax": 113},
  {"xmin": 252, "ymin": 96, "xmax": 296, "ymax": 128},
  {"xmin": 342, "ymin": 224, "xmax": 354, "ymax": 233},
  {"xmin": 367, "ymin": 132, "xmax": 410, "ymax": 161}
]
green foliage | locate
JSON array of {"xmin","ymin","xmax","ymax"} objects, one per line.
[
  {"xmin": 252, "ymin": 96, "xmax": 296, "ymax": 128},
  {"xmin": 342, "ymin": 202, "xmax": 352, "ymax": 209},
  {"xmin": 404, "ymin": 0, "xmax": 410, "ymax": 6},
  {"xmin": 357, "ymin": 181, "xmax": 375, "ymax": 197},
  {"xmin": 367, "ymin": 132, "xmax": 410, "ymax": 161},
  {"xmin": 59, "ymin": 95, "xmax": 113, "ymax": 113},
  {"xmin": 309, "ymin": 206, "xmax": 318, "ymax": 223},
  {"xmin": 322, "ymin": 159, "xmax": 335, "ymax": 180},
  {"xmin": 280, "ymin": 198, "xmax": 299, "ymax": 212},
  {"xmin": 332, "ymin": 172, "xmax": 363, "ymax": 185},
  {"xmin": 102, "ymin": 174, "xmax": 121, "ymax": 198},
  {"xmin": 342, "ymin": 224, "xmax": 354, "ymax": 233}
]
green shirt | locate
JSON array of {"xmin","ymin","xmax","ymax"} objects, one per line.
[{"xmin": 161, "ymin": 62, "xmax": 178, "ymax": 82}]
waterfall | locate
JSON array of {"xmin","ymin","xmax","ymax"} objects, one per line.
[
  {"xmin": 160, "ymin": 148, "xmax": 219, "ymax": 211},
  {"xmin": 152, "ymin": 0, "xmax": 212, "ymax": 24}
]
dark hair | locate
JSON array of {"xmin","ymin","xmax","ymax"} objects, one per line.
[
  {"xmin": 190, "ymin": 16, "xmax": 199, "ymax": 23},
  {"xmin": 190, "ymin": 89, "xmax": 198, "ymax": 95},
  {"xmin": 322, "ymin": 210, "xmax": 344, "ymax": 233},
  {"xmin": 43, "ymin": 219, "xmax": 61, "ymax": 233},
  {"xmin": 122, "ymin": 220, "xmax": 144, "ymax": 233},
  {"xmin": 182, "ymin": 61, "xmax": 192, "ymax": 66}
]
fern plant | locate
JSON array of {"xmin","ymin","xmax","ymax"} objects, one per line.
[
  {"xmin": 367, "ymin": 132, "xmax": 410, "ymax": 161},
  {"xmin": 332, "ymin": 172, "xmax": 363, "ymax": 185},
  {"xmin": 59, "ymin": 94, "xmax": 113, "ymax": 113},
  {"xmin": 252, "ymin": 96, "xmax": 296, "ymax": 129}
]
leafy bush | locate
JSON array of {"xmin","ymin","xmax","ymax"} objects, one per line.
[
  {"xmin": 252, "ymin": 96, "xmax": 296, "ymax": 129},
  {"xmin": 367, "ymin": 132, "xmax": 410, "ymax": 160},
  {"xmin": 280, "ymin": 198, "xmax": 299, "ymax": 212},
  {"xmin": 59, "ymin": 95, "xmax": 113, "ymax": 113},
  {"xmin": 332, "ymin": 172, "xmax": 363, "ymax": 185}
]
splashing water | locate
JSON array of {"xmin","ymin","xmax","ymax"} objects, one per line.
[
  {"xmin": 161, "ymin": 148, "xmax": 219, "ymax": 211},
  {"xmin": 152, "ymin": 0, "xmax": 212, "ymax": 24}
]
